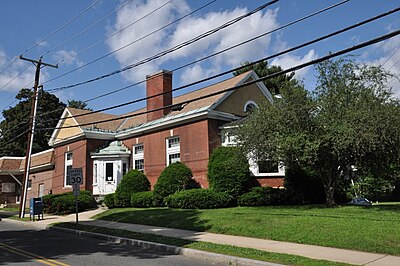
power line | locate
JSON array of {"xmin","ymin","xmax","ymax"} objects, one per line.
[
  {"xmin": 43, "ymin": 0, "xmax": 217, "ymax": 86},
  {"xmin": 381, "ymin": 46, "xmax": 400, "ymax": 67},
  {"xmin": 46, "ymin": 0, "xmax": 280, "ymax": 91},
  {"xmin": 56, "ymin": 0, "xmax": 175, "ymax": 65},
  {"xmin": 37, "ymin": 5, "xmax": 399, "ymax": 122},
  {"xmin": 83, "ymin": 0, "xmax": 355, "ymax": 103},
  {"xmin": 36, "ymin": 29, "xmax": 400, "ymax": 131},
  {"xmin": 44, "ymin": 0, "xmax": 136, "ymax": 56},
  {"xmin": 23, "ymin": 0, "xmax": 102, "ymax": 56}
]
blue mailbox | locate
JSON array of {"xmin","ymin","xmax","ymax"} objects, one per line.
[{"xmin": 29, "ymin": 197, "xmax": 43, "ymax": 221}]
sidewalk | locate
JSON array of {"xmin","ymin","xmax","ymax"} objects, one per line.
[{"xmin": 3, "ymin": 208, "xmax": 400, "ymax": 266}]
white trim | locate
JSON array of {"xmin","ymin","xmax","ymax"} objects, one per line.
[
  {"xmin": 9, "ymin": 173, "xmax": 22, "ymax": 186},
  {"xmin": 244, "ymin": 100, "xmax": 258, "ymax": 112},
  {"xmin": 133, "ymin": 144, "xmax": 144, "ymax": 171},
  {"xmin": 64, "ymin": 152, "xmax": 73, "ymax": 188},
  {"xmin": 166, "ymin": 136, "xmax": 180, "ymax": 166},
  {"xmin": 48, "ymin": 108, "xmax": 83, "ymax": 146}
]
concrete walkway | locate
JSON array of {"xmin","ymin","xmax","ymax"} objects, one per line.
[{"xmin": 3, "ymin": 208, "xmax": 400, "ymax": 266}]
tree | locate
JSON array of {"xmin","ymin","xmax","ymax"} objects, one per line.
[
  {"xmin": 233, "ymin": 61, "xmax": 296, "ymax": 95},
  {"xmin": 0, "ymin": 88, "xmax": 65, "ymax": 157},
  {"xmin": 236, "ymin": 58, "xmax": 400, "ymax": 206},
  {"xmin": 67, "ymin": 100, "xmax": 92, "ymax": 111}
]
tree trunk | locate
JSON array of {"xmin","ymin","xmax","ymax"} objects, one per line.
[{"xmin": 324, "ymin": 185, "xmax": 336, "ymax": 207}]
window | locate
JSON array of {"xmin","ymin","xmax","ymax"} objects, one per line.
[
  {"xmin": 166, "ymin": 137, "xmax": 180, "ymax": 165},
  {"xmin": 258, "ymin": 160, "xmax": 279, "ymax": 173},
  {"xmin": 27, "ymin": 179, "xmax": 32, "ymax": 190},
  {"xmin": 105, "ymin": 163, "xmax": 114, "ymax": 182},
  {"xmin": 64, "ymin": 152, "xmax": 73, "ymax": 186},
  {"xmin": 1, "ymin": 183, "xmax": 16, "ymax": 193},
  {"xmin": 133, "ymin": 144, "xmax": 144, "ymax": 172},
  {"xmin": 122, "ymin": 163, "xmax": 128, "ymax": 176},
  {"xmin": 244, "ymin": 100, "xmax": 258, "ymax": 113},
  {"xmin": 38, "ymin": 183, "xmax": 44, "ymax": 197},
  {"xmin": 93, "ymin": 163, "xmax": 98, "ymax": 184}
]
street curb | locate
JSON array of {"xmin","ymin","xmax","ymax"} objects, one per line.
[{"xmin": 49, "ymin": 225, "xmax": 283, "ymax": 266}]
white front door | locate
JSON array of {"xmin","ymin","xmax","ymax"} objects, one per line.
[{"xmin": 104, "ymin": 161, "xmax": 118, "ymax": 194}]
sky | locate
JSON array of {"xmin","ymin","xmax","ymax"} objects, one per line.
[{"xmin": 0, "ymin": 0, "xmax": 399, "ymax": 120}]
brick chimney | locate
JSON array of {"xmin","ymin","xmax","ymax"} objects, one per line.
[{"xmin": 146, "ymin": 70, "xmax": 172, "ymax": 122}]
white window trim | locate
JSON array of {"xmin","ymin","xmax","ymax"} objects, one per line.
[
  {"xmin": 243, "ymin": 100, "xmax": 258, "ymax": 113},
  {"xmin": 249, "ymin": 157, "xmax": 285, "ymax": 177},
  {"xmin": 166, "ymin": 136, "xmax": 180, "ymax": 166},
  {"xmin": 64, "ymin": 152, "xmax": 73, "ymax": 187},
  {"xmin": 93, "ymin": 163, "xmax": 98, "ymax": 185},
  {"xmin": 133, "ymin": 144, "xmax": 144, "ymax": 171}
]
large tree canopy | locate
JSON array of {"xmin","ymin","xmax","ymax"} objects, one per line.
[
  {"xmin": 0, "ymin": 88, "xmax": 66, "ymax": 157},
  {"xmin": 236, "ymin": 58, "xmax": 400, "ymax": 206},
  {"xmin": 67, "ymin": 100, "xmax": 92, "ymax": 111}
]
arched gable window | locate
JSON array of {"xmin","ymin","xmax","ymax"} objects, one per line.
[{"xmin": 244, "ymin": 100, "xmax": 258, "ymax": 113}]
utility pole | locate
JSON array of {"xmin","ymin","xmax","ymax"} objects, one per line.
[{"xmin": 18, "ymin": 55, "xmax": 58, "ymax": 219}]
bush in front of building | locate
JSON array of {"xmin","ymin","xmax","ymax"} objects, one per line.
[
  {"xmin": 103, "ymin": 193, "xmax": 116, "ymax": 208},
  {"xmin": 164, "ymin": 189, "xmax": 234, "ymax": 209},
  {"xmin": 238, "ymin": 186, "xmax": 303, "ymax": 206},
  {"xmin": 115, "ymin": 170, "xmax": 151, "ymax": 207},
  {"xmin": 207, "ymin": 146, "xmax": 250, "ymax": 198},
  {"xmin": 130, "ymin": 191, "xmax": 155, "ymax": 208},
  {"xmin": 153, "ymin": 162, "xmax": 196, "ymax": 205},
  {"xmin": 43, "ymin": 190, "xmax": 96, "ymax": 215}
]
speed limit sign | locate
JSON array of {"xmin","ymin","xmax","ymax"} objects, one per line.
[{"xmin": 68, "ymin": 168, "xmax": 83, "ymax": 184}]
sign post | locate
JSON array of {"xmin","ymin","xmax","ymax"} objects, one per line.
[{"xmin": 68, "ymin": 168, "xmax": 83, "ymax": 224}]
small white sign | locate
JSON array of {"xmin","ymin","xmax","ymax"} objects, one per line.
[
  {"xmin": 72, "ymin": 183, "xmax": 80, "ymax": 196},
  {"xmin": 68, "ymin": 168, "xmax": 83, "ymax": 184}
]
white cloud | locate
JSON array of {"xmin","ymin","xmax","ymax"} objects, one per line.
[
  {"xmin": 270, "ymin": 49, "xmax": 318, "ymax": 79},
  {"xmin": 52, "ymin": 50, "xmax": 83, "ymax": 67},
  {"xmin": 0, "ymin": 48, "xmax": 50, "ymax": 92},
  {"xmin": 365, "ymin": 36, "xmax": 400, "ymax": 98},
  {"xmin": 106, "ymin": 0, "xmax": 281, "ymax": 84}
]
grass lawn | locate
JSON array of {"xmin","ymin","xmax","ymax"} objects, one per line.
[
  {"xmin": 93, "ymin": 203, "xmax": 400, "ymax": 256},
  {"xmin": 56, "ymin": 223, "xmax": 351, "ymax": 266}
]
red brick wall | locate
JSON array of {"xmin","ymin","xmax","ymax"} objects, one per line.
[
  {"xmin": 122, "ymin": 119, "xmax": 214, "ymax": 188},
  {"xmin": 256, "ymin": 177, "xmax": 285, "ymax": 188},
  {"xmin": 52, "ymin": 139, "xmax": 107, "ymax": 194},
  {"xmin": 27, "ymin": 169, "xmax": 53, "ymax": 199}
]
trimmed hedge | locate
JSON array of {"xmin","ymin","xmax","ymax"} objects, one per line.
[
  {"xmin": 207, "ymin": 146, "xmax": 250, "ymax": 198},
  {"xmin": 238, "ymin": 187, "xmax": 303, "ymax": 206},
  {"xmin": 130, "ymin": 191, "xmax": 155, "ymax": 208},
  {"xmin": 164, "ymin": 189, "xmax": 234, "ymax": 209},
  {"xmin": 153, "ymin": 162, "xmax": 196, "ymax": 204},
  {"xmin": 115, "ymin": 170, "xmax": 151, "ymax": 207},
  {"xmin": 42, "ymin": 190, "xmax": 96, "ymax": 215},
  {"xmin": 103, "ymin": 193, "xmax": 116, "ymax": 208}
]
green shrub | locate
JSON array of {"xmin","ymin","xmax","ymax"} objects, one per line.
[
  {"xmin": 115, "ymin": 170, "xmax": 151, "ymax": 207},
  {"xmin": 207, "ymin": 146, "xmax": 250, "ymax": 198},
  {"xmin": 103, "ymin": 193, "xmax": 116, "ymax": 208},
  {"xmin": 153, "ymin": 162, "xmax": 195, "ymax": 205},
  {"xmin": 130, "ymin": 191, "xmax": 155, "ymax": 207},
  {"xmin": 165, "ymin": 189, "xmax": 234, "ymax": 209},
  {"xmin": 238, "ymin": 187, "xmax": 303, "ymax": 206},
  {"xmin": 43, "ymin": 190, "xmax": 96, "ymax": 215}
]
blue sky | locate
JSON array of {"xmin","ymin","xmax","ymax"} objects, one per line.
[{"xmin": 0, "ymin": 0, "xmax": 399, "ymax": 119}]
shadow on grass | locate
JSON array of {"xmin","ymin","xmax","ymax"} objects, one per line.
[{"xmin": 96, "ymin": 208, "xmax": 212, "ymax": 232}]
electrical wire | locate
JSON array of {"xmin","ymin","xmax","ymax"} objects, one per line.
[
  {"xmin": 43, "ymin": 0, "xmax": 216, "ymax": 86},
  {"xmin": 36, "ymin": 29, "xmax": 400, "ymax": 131},
  {"xmin": 23, "ymin": 0, "xmax": 102, "ymax": 56},
  {"xmin": 45, "ymin": 0, "xmax": 280, "ymax": 91},
  {"xmin": 36, "ymin": 5, "xmax": 399, "ymax": 122},
  {"xmin": 381, "ymin": 46, "xmax": 400, "ymax": 67},
  {"xmin": 56, "ymin": 0, "xmax": 175, "ymax": 64},
  {"xmin": 44, "ymin": 0, "xmax": 137, "ymax": 57}
]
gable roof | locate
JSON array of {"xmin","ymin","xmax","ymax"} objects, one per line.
[
  {"xmin": 0, "ymin": 149, "xmax": 54, "ymax": 174},
  {"xmin": 49, "ymin": 70, "xmax": 269, "ymax": 143}
]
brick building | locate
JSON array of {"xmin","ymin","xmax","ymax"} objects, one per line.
[{"xmin": 0, "ymin": 70, "xmax": 285, "ymax": 203}]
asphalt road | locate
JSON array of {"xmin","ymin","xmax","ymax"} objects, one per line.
[{"xmin": 0, "ymin": 220, "xmax": 216, "ymax": 266}]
